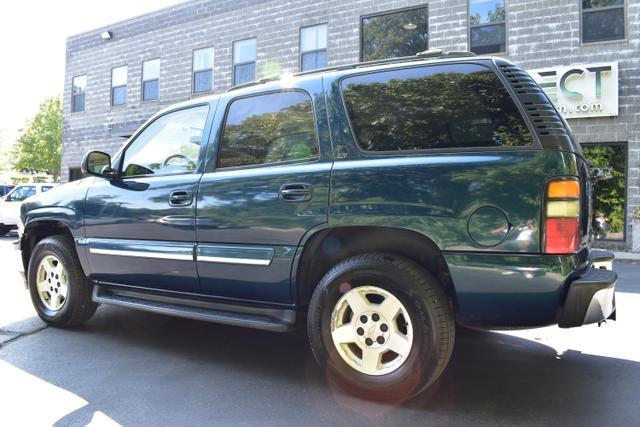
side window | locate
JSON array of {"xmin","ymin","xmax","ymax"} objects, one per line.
[
  {"xmin": 218, "ymin": 91, "xmax": 319, "ymax": 169},
  {"xmin": 41, "ymin": 186, "xmax": 54, "ymax": 193},
  {"xmin": 121, "ymin": 105, "xmax": 209, "ymax": 177},
  {"xmin": 341, "ymin": 64, "xmax": 533, "ymax": 151},
  {"xmin": 7, "ymin": 186, "xmax": 36, "ymax": 202}
]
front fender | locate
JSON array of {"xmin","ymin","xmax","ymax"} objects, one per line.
[
  {"xmin": 24, "ymin": 207, "xmax": 83, "ymax": 236},
  {"xmin": 20, "ymin": 208, "xmax": 91, "ymax": 282},
  {"xmin": 18, "ymin": 179, "xmax": 94, "ymax": 279}
]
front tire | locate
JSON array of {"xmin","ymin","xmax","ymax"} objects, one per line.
[
  {"xmin": 0, "ymin": 225, "xmax": 12, "ymax": 236},
  {"xmin": 28, "ymin": 235, "xmax": 97, "ymax": 327},
  {"xmin": 307, "ymin": 253, "xmax": 455, "ymax": 401}
]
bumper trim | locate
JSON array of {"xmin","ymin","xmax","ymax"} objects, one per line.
[
  {"xmin": 559, "ymin": 266, "xmax": 616, "ymax": 328},
  {"xmin": 590, "ymin": 249, "xmax": 614, "ymax": 270}
]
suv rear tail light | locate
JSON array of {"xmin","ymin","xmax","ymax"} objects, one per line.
[{"xmin": 544, "ymin": 178, "xmax": 580, "ymax": 254}]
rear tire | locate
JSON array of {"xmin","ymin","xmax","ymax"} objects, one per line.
[
  {"xmin": 28, "ymin": 235, "xmax": 97, "ymax": 327},
  {"xmin": 307, "ymin": 253, "xmax": 455, "ymax": 401},
  {"xmin": 0, "ymin": 225, "xmax": 12, "ymax": 236}
]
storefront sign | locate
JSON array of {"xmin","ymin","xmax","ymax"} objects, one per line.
[{"xmin": 529, "ymin": 62, "xmax": 618, "ymax": 119}]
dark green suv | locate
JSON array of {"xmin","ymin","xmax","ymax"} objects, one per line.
[{"xmin": 16, "ymin": 51, "xmax": 616, "ymax": 400}]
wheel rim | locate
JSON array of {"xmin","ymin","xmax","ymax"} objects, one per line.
[
  {"xmin": 36, "ymin": 255, "xmax": 69, "ymax": 312},
  {"xmin": 330, "ymin": 285, "xmax": 414, "ymax": 376}
]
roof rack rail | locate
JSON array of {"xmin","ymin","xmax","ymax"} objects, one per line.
[
  {"xmin": 416, "ymin": 49, "xmax": 476, "ymax": 59},
  {"xmin": 226, "ymin": 50, "xmax": 477, "ymax": 92},
  {"xmin": 226, "ymin": 75, "xmax": 281, "ymax": 92}
]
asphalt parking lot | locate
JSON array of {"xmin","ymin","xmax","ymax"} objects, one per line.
[{"xmin": 1, "ymin": 235, "xmax": 639, "ymax": 426}]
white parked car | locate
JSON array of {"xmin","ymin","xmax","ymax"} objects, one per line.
[{"xmin": 0, "ymin": 183, "xmax": 56, "ymax": 235}]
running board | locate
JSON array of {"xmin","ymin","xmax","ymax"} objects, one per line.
[{"xmin": 92, "ymin": 286, "xmax": 297, "ymax": 332}]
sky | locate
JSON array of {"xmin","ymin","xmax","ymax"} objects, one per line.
[{"xmin": 0, "ymin": 0, "xmax": 188, "ymax": 149}]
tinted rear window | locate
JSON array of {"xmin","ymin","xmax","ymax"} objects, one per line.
[{"xmin": 341, "ymin": 63, "xmax": 533, "ymax": 151}]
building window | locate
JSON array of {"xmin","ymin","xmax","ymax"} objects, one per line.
[
  {"xmin": 142, "ymin": 59, "xmax": 160, "ymax": 101},
  {"xmin": 582, "ymin": 143, "xmax": 627, "ymax": 241},
  {"xmin": 300, "ymin": 24, "xmax": 327, "ymax": 72},
  {"xmin": 111, "ymin": 65, "xmax": 127, "ymax": 106},
  {"xmin": 193, "ymin": 47, "xmax": 214, "ymax": 93},
  {"xmin": 581, "ymin": 0, "xmax": 625, "ymax": 43},
  {"xmin": 218, "ymin": 91, "xmax": 319, "ymax": 169},
  {"xmin": 469, "ymin": 0, "xmax": 506, "ymax": 54},
  {"xmin": 71, "ymin": 75, "xmax": 86, "ymax": 112},
  {"xmin": 341, "ymin": 63, "xmax": 533, "ymax": 151},
  {"xmin": 361, "ymin": 6, "xmax": 428, "ymax": 61},
  {"xmin": 233, "ymin": 38, "xmax": 257, "ymax": 85}
]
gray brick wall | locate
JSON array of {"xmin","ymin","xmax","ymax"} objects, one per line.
[{"xmin": 63, "ymin": 0, "xmax": 640, "ymax": 250}]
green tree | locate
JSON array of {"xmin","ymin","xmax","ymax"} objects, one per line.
[{"xmin": 13, "ymin": 96, "xmax": 62, "ymax": 180}]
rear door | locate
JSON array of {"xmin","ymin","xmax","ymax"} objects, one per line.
[
  {"xmin": 195, "ymin": 79, "xmax": 332, "ymax": 304},
  {"xmin": 83, "ymin": 103, "xmax": 214, "ymax": 293}
]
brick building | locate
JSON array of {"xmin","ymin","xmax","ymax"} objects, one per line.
[{"xmin": 62, "ymin": 0, "xmax": 639, "ymax": 250}]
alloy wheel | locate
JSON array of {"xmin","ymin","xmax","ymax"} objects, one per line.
[
  {"xmin": 330, "ymin": 285, "xmax": 414, "ymax": 376},
  {"xmin": 36, "ymin": 255, "xmax": 69, "ymax": 312}
]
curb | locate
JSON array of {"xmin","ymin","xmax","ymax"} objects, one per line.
[{"xmin": 613, "ymin": 252, "xmax": 640, "ymax": 264}]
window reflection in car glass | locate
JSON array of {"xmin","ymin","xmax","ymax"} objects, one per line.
[
  {"xmin": 341, "ymin": 64, "xmax": 533, "ymax": 151},
  {"xmin": 122, "ymin": 105, "xmax": 209, "ymax": 177},
  {"xmin": 218, "ymin": 91, "xmax": 319, "ymax": 168},
  {"xmin": 8, "ymin": 186, "xmax": 36, "ymax": 202}
]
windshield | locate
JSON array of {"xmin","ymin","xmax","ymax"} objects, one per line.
[{"xmin": 5, "ymin": 185, "xmax": 36, "ymax": 202}]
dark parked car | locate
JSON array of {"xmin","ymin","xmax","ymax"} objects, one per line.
[
  {"xmin": 0, "ymin": 184, "xmax": 14, "ymax": 197},
  {"xmin": 16, "ymin": 51, "xmax": 616, "ymax": 400}
]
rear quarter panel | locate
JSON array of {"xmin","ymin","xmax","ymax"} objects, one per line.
[
  {"xmin": 329, "ymin": 150, "xmax": 578, "ymax": 253},
  {"xmin": 323, "ymin": 61, "xmax": 584, "ymax": 327}
]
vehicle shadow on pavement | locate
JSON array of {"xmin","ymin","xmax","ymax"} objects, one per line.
[{"xmin": 1, "ymin": 306, "xmax": 638, "ymax": 426}]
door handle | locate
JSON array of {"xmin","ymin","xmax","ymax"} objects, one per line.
[
  {"xmin": 279, "ymin": 183, "xmax": 313, "ymax": 202},
  {"xmin": 169, "ymin": 190, "xmax": 193, "ymax": 206}
]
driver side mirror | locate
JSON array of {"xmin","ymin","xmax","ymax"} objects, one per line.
[{"xmin": 81, "ymin": 151, "xmax": 118, "ymax": 179}]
